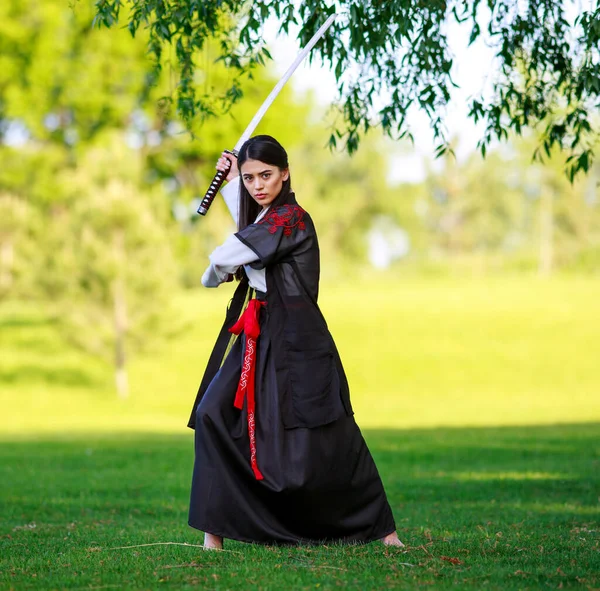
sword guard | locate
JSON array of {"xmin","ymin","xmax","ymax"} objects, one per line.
[{"xmin": 197, "ymin": 149, "xmax": 237, "ymax": 216}]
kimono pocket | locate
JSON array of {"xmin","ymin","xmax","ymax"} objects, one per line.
[
  {"xmin": 289, "ymin": 348, "xmax": 333, "ymax": 397},
  {"xmin": 285, "ymin": 346, "xmax": 344, "ymax": 428}
]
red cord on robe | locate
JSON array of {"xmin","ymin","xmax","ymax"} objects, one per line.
[{"xmin": 228, "ymin": 298, "xmax": 266, "ymax": 480}]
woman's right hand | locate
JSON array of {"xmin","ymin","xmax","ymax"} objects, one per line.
[{"xmin": 216, "ymin": 151, "xmax": 239, "ymax": 183}]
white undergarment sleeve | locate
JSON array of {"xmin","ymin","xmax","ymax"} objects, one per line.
[
  {"xmin": 201, "ymin": 204, "xmax": 268, "ymax": 291},
  {"xmin": 220, "ymin": 177, "xmax": 240, "ymax": 224}
]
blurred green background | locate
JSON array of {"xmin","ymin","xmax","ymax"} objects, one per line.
[
  {"xmin": 1, "ymin": 3, "xmax": 599, "ymax": 589},
  {"xmin": 2, "ymin": 276, "xmax": 600, "ymax": 437},
  {"xmin": 1, "ymin": 0, "xmax": 599, "ymax": 434}
]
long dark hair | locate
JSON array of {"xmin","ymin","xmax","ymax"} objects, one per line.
[{"xmin": 237, "ymin": 135, "xmax": 292, "ymax": 232}]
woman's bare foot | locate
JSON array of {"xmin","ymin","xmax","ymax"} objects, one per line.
[
  {"xmin": 381, "ymin": 531, "xmax": 405, "ymax": 547},
  {"xmin": 203, "ymin": 532, "xmax": 223, "ymax": 550}
]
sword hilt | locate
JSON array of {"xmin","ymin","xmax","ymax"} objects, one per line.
[{"xmin": 197, "ymin": 149, "xmax": 237, "ymax": 216}]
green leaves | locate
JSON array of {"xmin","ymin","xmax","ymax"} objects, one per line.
[
  {"xmin": 93, "ymin": 0, "xmax": 122, "ymax": 28},
  {"xmin": 473, "ymin": 0, "xmax": 600, "ymax": 179}
]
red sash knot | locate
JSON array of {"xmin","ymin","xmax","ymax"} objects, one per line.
[{"xmin": 228, "ymin": 298, "xmax": 266, "ymax": 480}]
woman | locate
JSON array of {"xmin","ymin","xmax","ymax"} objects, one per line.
[{"xmin": 188, "ymin": 135, "xmax": 403, "ymax": 549}]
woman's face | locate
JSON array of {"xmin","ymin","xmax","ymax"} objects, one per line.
[{"xmin": 240, "ymin": 158, "xmax": 289, "ymax": 210}]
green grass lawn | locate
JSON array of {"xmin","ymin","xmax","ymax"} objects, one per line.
[
  {"xmin": 1, "ymin": 276, "xmax": 599, "ymax": 589},
  {"xmin": 2, "ymin": 425, "xmax": 598, "ymax": 590}
]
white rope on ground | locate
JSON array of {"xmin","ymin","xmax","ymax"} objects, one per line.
[{"xmin": 107, "ymin": 542, "xmax": 242, "ymax": 554}]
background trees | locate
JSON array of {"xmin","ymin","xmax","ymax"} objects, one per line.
[{"xmin": 1, "ymin": 1, "xmax": 599, "ymax": 394}]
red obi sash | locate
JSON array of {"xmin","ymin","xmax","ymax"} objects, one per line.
[{"xmin": 228, "ymin": 298, "xmax": 266, "ymax": 480}]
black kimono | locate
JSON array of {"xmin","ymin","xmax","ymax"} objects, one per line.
[{"xmin": 188, "ymin": 192, "xmax": 396, "ymax": 545}]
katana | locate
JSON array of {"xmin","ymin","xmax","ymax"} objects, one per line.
[{"xmin": 197, "ymin": 13, "xmax": 338, "ymax": 215}]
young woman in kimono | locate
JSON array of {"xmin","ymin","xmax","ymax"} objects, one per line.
[{"xmin": 188, "ymin": 135, "xmax": 403, "ymax": 549}]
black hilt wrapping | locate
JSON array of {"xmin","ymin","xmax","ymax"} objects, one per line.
[{"xmin": 197, "ymin": 150, "xmax": 235, "ymax": 216}]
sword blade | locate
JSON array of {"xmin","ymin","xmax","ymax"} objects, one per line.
[
  {"xmin": 197, "ymin": 13, "xmax": 337, "ymax": 215},
  {"xmin": 233, "ymin": 13, "xmax": 337, "ymax": 152}
]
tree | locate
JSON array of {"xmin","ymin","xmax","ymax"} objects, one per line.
[
  {"xmin": 510, "ymin": 136, "xmax": 600, "ymax": 275},
  {"xmin": 0, "ymin": 192, "xmax": 38, "ymax": 297},
  {"xmin": 93, "ymin": 0, "xmax": 600, "ymax": 177},
  {"xmin": 290, "ymin": 131, "xmax": 392, "ymax": 268},
  {"xmin": 0, "ymin": 143, "xmax": 70, "ymax": 299},
  {"xmin": 0, "ymin": 0, "xmax": 158, "ymax": 146},
  {"xmin": 41, "ymin": 135, "xmax": 180, "ymax": 398},
  {"xmin": 0, "ymin": 0, "xmax": 163, "ymax": 303},
  {"xmin": 416, "ymin": 132, "xmax": 600, "ymax": 272},
  {"xmin": 423, "ymin": 143, "xmax": 524, "ymax": 265}
]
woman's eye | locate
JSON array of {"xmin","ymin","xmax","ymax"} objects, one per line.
[{"xmin": 262, "ymin": 173, "xmax": 271, "ymax": 179}]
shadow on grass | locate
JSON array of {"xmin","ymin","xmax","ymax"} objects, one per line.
[
  {"xmin": 0, "ymin": 314, "xmax": 57, "ymax": 330},
  {"xmin": 1, "ymin": 423, "xmax": 598, "ymax": 590},
  {"xmin": 0, "ymin": 365, "xmax": 100, "ymax": 387}
]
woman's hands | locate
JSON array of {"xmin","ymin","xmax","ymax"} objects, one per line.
[{"xmin": 216, "ymin": 151, "xmax": 239, "ymax": 183}]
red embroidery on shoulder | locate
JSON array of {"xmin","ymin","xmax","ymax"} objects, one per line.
[{"xmin": 259, "ymin": 204, "xmax": 306, "ymax": 237}]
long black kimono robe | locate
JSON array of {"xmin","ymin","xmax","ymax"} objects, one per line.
[{"xmin": 188, "ymin": 195, "xmax": 396, "ymax": 544}]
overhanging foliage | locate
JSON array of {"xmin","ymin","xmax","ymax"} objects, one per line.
[{"xmin": 96, "ymin": 1, "xmax": 600, "ymax": 177}]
